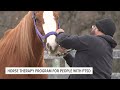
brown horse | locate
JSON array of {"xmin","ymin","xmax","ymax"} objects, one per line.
[{"xmin": 0, "ymin": 11, "xmax": 59, "ymax": 79}]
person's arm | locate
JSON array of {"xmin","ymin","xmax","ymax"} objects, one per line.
[
  {"xmin": 56, "ymin": 29, "xmax": 89, "ymax": 67},
  {"xmin": 63, "ymin": 53, "xmax": 74, "ymax": 67},
  {"xmin": 56, "ymin": 32, "xmax": 88, "ymax": 51}
]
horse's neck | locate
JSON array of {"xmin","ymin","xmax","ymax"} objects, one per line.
[
  {"xmin": 32, "ymin": 35, "xmax": 44, "ymax": 66},
  {"xmin": 24, "ymin": 12, "xmax": 45, "ymax": 66},
  {"xmin": 28, "ymin": 11, "xmax": 45, "ymax": 66}
]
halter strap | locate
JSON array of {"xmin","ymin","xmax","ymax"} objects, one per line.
[{"xmin": 32, "ymin": 11, "xmax": 60, "ymax": 48}]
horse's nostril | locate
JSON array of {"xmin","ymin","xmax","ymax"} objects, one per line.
[
  {"xmin": 47, "ymin": 43, "xmax": 50, "ymax": 48},
  {"xmin": 47, "ymin": 43, "xmax": 52, "ymax": 51},
  {"xmin": 49, "ymin": 46, "xmax": 52, "ymax": 51},
  {"xmin": 46, "ymin": 43, "xmax": 58, "ymax": 53}
]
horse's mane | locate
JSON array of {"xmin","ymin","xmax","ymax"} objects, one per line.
[{"xmin": 0, "ymin": 11, "xmax": 38, "ymax": 67}]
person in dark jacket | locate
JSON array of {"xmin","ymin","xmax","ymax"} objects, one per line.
[{"xmin": 55, "ymin": 18, "xmax": 117, "ymax": 79}]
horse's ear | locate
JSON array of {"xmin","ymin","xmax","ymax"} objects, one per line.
[
  {"xmin": 55, "ymin": 11, "xmax": 60, "ymax": 15},
  {"xmin": 54, "ymin": 11, "xmax": 60, "ymax": 20}
]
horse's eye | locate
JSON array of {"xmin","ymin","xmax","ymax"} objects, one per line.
[
  {"xmin": 43, "ymin": 20, "xmax": 45, "ymax": 24},
  {"xmin": 35, "ymin": 18, "xmax": 40, "ymax": 23},
  {"xmin": 35, "ymin": 18, "xmax": 39, "ymax": 22}
]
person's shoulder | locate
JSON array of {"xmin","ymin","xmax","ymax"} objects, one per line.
[
  {"xmin": 80, "ymin": 35, "xmax": 96, "ymax": 39},
  {"xmin": 80, "ymin": 35, "xmax": 101, "ymax": 42}
]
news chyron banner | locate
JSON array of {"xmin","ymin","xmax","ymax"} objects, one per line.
[{"xmin": 5, "ymin": 67, "xmax": 93, "ymax": 74}]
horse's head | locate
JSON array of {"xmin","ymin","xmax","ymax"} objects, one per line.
[{"xmin": 32, "ymin": 11, "xmax": 59, "ymax": 55}]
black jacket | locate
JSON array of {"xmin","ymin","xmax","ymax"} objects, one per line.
[{"xmin": 56, "ymin": 33, "xmax": 117, "ymax": 79}]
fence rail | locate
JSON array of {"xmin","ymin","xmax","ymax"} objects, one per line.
[
  {"xmin": 44, "ymin": 49, "xmax": 120, "ymax": 60},
  {"xmin": 113, "ymin": 49, "xmax": 120, "ymax": 59},
  {"xmin": 44, "ymin": 49, "xmax": 120, "ymax": 68}
]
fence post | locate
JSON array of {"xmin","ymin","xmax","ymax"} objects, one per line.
[{"xmin": 52, "ymin": 59, "xmax": 60, "ymax": 67}]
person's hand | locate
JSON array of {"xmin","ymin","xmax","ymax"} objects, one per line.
[
  {"xmin": 58, "ymin": 46, "xmax": 67, "ymax": 54},
  {"xmin": 56, "ymin": 46, "xmax": 72, "ymax": 57},
  {"xmin": 56, "ymin": 29, "xmax": 64, "ymax": 34},
  {"xmin": 55, "ymin": 46, "xmax": 67, "ymax": 56}
]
